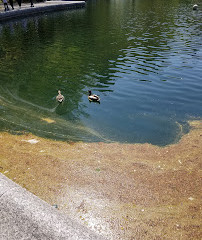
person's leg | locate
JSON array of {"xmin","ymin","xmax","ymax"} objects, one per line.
[
  {"xmin": 9, "ymin": 0, "xmax": 14, "ymax": 9},
  {"xmin": 30, "ymin": 0, "xmax": 34, "ymax": 7},
  {"xmin": 4, "ymin": 3, "xmax": 9, "ymax": 11},
  {"xmin": 16, "ymin": 0, "xmax": 21, "ymax": 8},
  {"xmin": 4, "ymin": 3, "xmax": 7, "ymax": 11}
]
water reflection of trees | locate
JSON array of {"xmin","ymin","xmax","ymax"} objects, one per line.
[{"xmin": 0, "ymin": 0, "xmax": 184, "ymax": 96}]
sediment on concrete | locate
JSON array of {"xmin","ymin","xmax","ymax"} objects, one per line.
[
  {"xmin": 0, "ymin": 173, "xmax": 105, "ymax": 240},
  {"xmin": 0, "ymin": 1, "xmax": 85, "ymax": 22}
]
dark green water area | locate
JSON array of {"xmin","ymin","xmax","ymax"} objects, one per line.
[{"xmin": 0, "ymin": 0, "xmax": 201, "ymax": 145}]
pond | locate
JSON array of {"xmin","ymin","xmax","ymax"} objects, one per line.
[{"xmin": 0, "ymin": 0, "xmax": 201, "ymax": 145}]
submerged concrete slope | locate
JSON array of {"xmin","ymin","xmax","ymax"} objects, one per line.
[{"xmin": 0, "ymin": 173, "xmax": 105, "ymax": 240}]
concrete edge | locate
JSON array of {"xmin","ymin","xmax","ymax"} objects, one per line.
[
  {"xmin": 0, "ymin": 173, "xmax": 105, "ymax": 240},
  {"xmin": 0, "ymin": 1, "xmax": 86, "ymax": 22}
]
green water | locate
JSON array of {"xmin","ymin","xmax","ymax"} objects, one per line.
[{"xmin": 0, "ymin": 0, "xmax": 201, "ymax": 145}]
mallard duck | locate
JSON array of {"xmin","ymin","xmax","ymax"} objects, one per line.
[
  {"xmin": 193, "ymin": 4, "xmax": 198, "ymax": 10},
  {"xmin": 88, "ymin": 90, "xmax": 100, "ymax": 103},
  {"xmin": 56, "ymin": 90, "xmax": 65, "ymax": 103}
]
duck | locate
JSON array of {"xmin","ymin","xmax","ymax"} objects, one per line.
[
  {"xmin": 88, "ymin": 90, "xmax": 100, "ymax": 103},
  {"xmin": 193, "ymin": 4, "xmax": 198, "ymax": 10},
  {"xmin": 56, "ymin": 90, "xmax": 65, "ymax": 103}
]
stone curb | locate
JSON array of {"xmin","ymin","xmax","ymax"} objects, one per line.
[{"xmin": 0, "ymin": 173, "xmax": 105, "ymax": 240}]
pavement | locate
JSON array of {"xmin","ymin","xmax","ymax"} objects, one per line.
[
  {"xmin": 0, "ymin": 173, "xmax": 105, "ymax": 240},
  {"xmin": 0, "ymin": 1, "xmax": 86, "ymax": 21}
]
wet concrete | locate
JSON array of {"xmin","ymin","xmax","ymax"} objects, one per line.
[{"xmin": 0, "ymin": 120, "xmax": 201, "ymax": 239}]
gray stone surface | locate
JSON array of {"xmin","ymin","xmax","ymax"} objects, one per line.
[
  {"xmin": 0, "ymin": 1, "xmax": 86, "ymax": 22},
  {"xmin": 0, "ymin": 173, "xmax": 105, "ymax": 240}
]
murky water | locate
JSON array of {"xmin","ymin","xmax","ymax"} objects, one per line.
[{"xmin": 0, "ymin": 0, "xmax": 201, "ymax": 145}]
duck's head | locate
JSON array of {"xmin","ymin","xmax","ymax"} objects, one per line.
[
  {"xmin": 88, "ymin": 90, "xmax": 92, "ymax": 96},
  {"xmin": 58, "ymin": 90, "xmax": 61, "ymax": 94},
  {"xmin": 193, "ymin": 4, "xmax": 198, "ymax": 10}
]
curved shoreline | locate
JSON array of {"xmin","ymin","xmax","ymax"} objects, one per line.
[{"xmin": 0, "ymin": 120, "xmax": 201, "ymax": 239}]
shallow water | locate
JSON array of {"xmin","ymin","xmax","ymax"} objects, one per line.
[
  {"xmin": 0, "ymin": 0, "xmax": 201, "ymax": 145},
  {"xmin": 1, "ymin": 121, "xmax": 202, "ymax": 239}
]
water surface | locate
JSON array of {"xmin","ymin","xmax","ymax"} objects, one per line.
[{"xmin": 0, "ymin": 0, "xmax": 201, "ymax": 145}]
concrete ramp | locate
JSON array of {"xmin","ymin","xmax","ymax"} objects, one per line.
[{"xmin": 0, "ymin": 173, "xmax": 105, "ymax": 240}]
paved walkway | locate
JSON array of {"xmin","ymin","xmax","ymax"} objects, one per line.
[{"xmin": 0, "ymin": 1, "xmax": 85, "ymax": 21}]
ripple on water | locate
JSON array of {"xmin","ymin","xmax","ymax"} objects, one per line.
[{"xmin": 0, "ymin": 0, "xmax": 201, "ymax": 145}]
